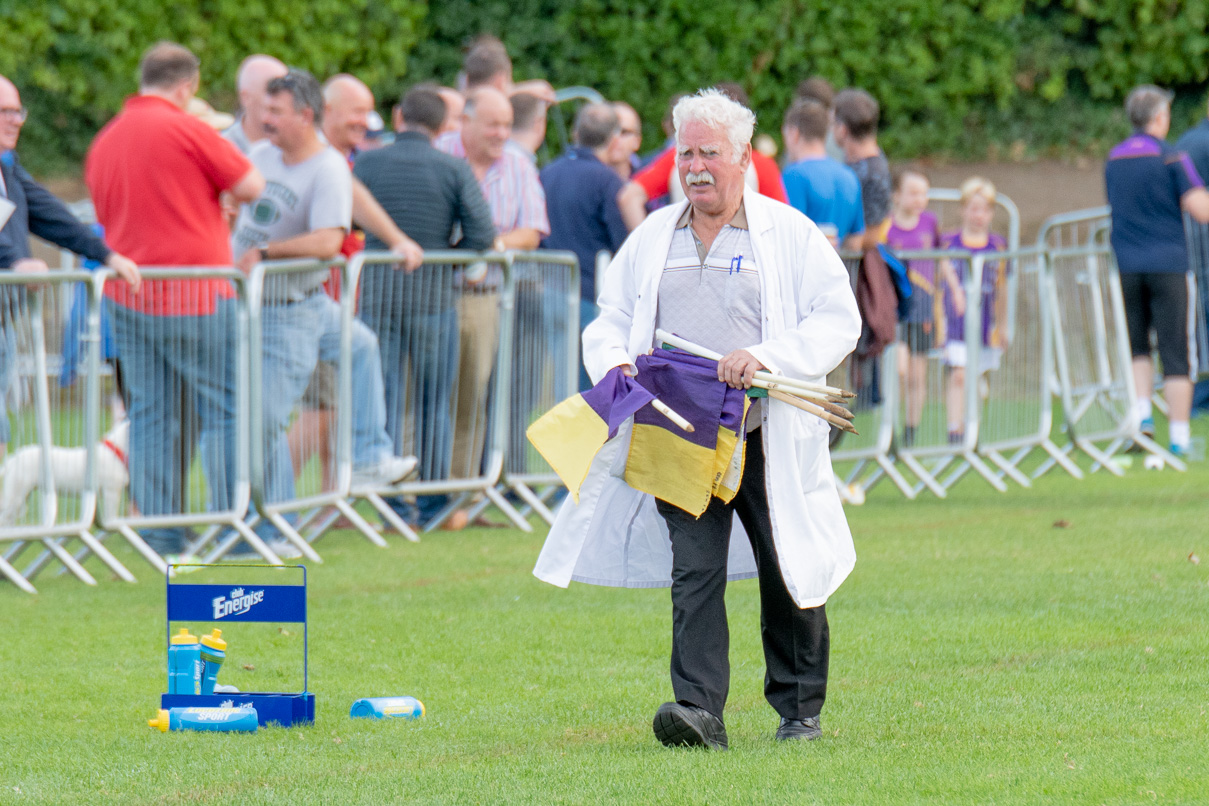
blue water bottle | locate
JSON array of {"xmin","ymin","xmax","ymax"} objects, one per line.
[
  {"xmin": 349, "ymin": 696, "xmax": 425, "ymax": 719},
  {"xmin": 199, "ymin": 629, "xmax": 227, "ymax": 695},
  {"xmin": 148, "ymin": 707, "xmax": 258, "ymax": 733},
  {"xmin": 167, "ymin": 628, "xmax": 201, "ymax": 695}
]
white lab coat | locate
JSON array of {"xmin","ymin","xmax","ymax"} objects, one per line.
[{"xmin": 532, "ymin": 186, "xmax": 862, "ymax": 607}]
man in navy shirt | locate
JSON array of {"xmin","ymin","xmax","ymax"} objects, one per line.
[
  {"xmin": 1105, "ymin": 85, "xmax": 1209, "ymax": 455},
  {"xmin": 540, "ymin": 102, "xmax": 629, "ymax": 388},
  {"xmin": 1176, "ymin": 97, "xmax": 1209, "ymax": 415}
]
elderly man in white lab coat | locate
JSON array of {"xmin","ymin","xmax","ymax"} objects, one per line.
[{"xmin": 533, "ymin": 89, "xmax": 861, "ymax": 749}]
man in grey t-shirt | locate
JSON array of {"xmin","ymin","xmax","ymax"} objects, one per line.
[{"xmin": 231, "ymin": 68, "xmax": 414, "ymax": 519}]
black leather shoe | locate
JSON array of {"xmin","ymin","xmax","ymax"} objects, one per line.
[
  {"xmin": 776, "ymin": 715, "xmax": 822, "ymax": 741},
  {"xmin": 652, "ymin": 702, "xmax": 728, "ymax": 750}
]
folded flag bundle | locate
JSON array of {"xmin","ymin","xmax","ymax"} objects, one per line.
[
  {"xmin": 524, "ymin": 366, "xmax": 654, "ymax": 502},
  {"xmin": 526, "ymin": 349, "xmax": 750, "ymax": 514},
  {"xmin": 624, "ymin": 349, "xmax": 750, "ymax": 515}
]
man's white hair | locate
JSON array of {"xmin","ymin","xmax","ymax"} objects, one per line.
[{"xmin": 672, "ymin": 88, "xmax": 755, "ymax": 163}]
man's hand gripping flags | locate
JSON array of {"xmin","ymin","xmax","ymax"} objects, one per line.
[{"xmin": 526, "ymin": 332, "xmax": 856, "ymax": 514}]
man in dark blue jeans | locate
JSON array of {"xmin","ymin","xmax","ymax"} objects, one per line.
[{"xmin": 353, "ymin": 85, "xmax": 496, "ymax": 527}]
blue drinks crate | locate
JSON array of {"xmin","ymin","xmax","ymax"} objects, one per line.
[{"xmin": 163, "ymin": 563, "xmax": 315, "ymax": 727}]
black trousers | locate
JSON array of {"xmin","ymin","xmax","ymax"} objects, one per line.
[{"xmin": 655, "ymin": 431, "xmax": 830, "ymax": 721}]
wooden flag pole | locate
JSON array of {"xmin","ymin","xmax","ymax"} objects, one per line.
[
  {"xmin": 650, "ymin": 398, "xmax": 695, "ymax": 433},
  {"xmin": 655, "ymin": 329, "xmax": 857, "ymax": 400}
]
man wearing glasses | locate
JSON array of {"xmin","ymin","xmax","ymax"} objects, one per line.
[{"xmin": 0, "ymin": 74, "xmax": 140, "ymax": 462}]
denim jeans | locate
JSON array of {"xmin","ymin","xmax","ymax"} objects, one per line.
[
  {"xmin": 261, "ymin": 292, "xmax": 393, "ymax": 507},
  {"xmin": 0, "ymin": 321, "xmax": 16, "ymax": 446},
  {"xmin": 107, "ymin": 298, "xmax": 238, "ymax": 556},
  {"xmin": 579, "ymin": 297, "xmax": 599, "ymax": 392},
  {"xmin": 360, "ymin": 301, "xmax": 459, "ymax": 525}
]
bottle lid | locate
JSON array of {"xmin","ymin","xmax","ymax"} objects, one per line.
[
  {"xmin": 170, "ymin": 628, "xmax": 198, "ymax": 645},
  {"xmin": 147, "ymin": 709, "xmax": 170, "ymax": 732},
  {"xmin": 200, "ymin": 629, "xmax": 226, "ymax": 651}
]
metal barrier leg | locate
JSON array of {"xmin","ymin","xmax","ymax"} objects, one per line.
[
  {"xmin": 32, "ymin": 538, "xmax": 96, "ymax": 585},
  {"xmin": 304, "ymin": 507, "xmax": 342, "ymax": 544},
  {"xmin": 1073, "ymin": 438, "xmax": 1125, "ymax": 476},
  {"xmin": 362, "ymin": 493, "xmax": 420, "ymax": 542},
  {"xmin": 19, "ymin": 546, "xmax": 57, "ymax": 580},
  {"xmin": 482, "ymin": 485, "xmax": 532, "ymax": 532},
  {"xmin": 1038, "ymin": 439, "xmax": 1084, "ymax": 479},
  {"xmin": 74, "ymin": 529, "xmax": 137, "ymax": 582},
  {"xmin": 201, "ymin": 519, "xmax": 283, "ymax": 565},
  {"xmin": 509, "ymin": 482, "xmax": 556, "ymax": 525},
  {"xmin": 956, "ymin": 451, "xmax": 1009, "ymax": 492},
  {"xmin": 899, "ymin": 453, "xmax": 948, "ymax": 498},
  {"xmin": 0, "ymin": 553, "xmax": 37, "ymax": 594},
  {"xmin": 264, "ymin": 511, "xmax": 323, "ymax": 562},
  {"xmin": 874, "ymin": 455, "xmax": 918, "ymax": 499},
  {"xmin": 331, "ymin": 498, "xmax": 388, "ymax": 547},
  {"xmin": 983, "ymin": 449, "xmax": 1033, "ymax": 488},
  {"xmin": 117, "ymin": 524, "xmax": 169, "ymax": 574},
  {"xmin": 184, "ymin": 523, "xmax": 224, "ymax": 558}
]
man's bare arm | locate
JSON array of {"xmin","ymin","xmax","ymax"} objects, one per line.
[
  {"xmin": 1182, "ymin": 187, "xmax": 1209, "ymax": 224},
  {"xmin": 499, "ymin": 228, "xmax": 542, "ymax": 251},
  {"xmin": 618, "ymin": 182, "xmax": 648, "ymax": 231}
]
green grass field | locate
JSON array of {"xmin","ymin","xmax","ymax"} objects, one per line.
[{"xmin": 3, "ymin": 440, "xmax": 1208, "ymax": 805}]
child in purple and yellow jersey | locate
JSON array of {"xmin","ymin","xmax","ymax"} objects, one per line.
[
  {"xmin": 886, "ymin": 167, "xmax": 964, "ymax": 447},
  {"xmin": 941, "ymin": 177, "xmax": 1007, "ymax": 444}
]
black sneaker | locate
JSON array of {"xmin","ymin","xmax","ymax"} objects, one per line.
[
  {"xmin": 652, "ymin": 702, "xmax": 728, "ymax": 750},
  {"xmin": 776, "ymin": 715, "xmax": 822, "ymax": 741}
]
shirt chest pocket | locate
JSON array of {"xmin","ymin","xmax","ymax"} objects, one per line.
[{"xmin": 725, "ymin": 268, "xmax": 762, "ymax": 322}]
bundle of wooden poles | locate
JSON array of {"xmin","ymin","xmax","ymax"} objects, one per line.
[{"xmin": 653, "ymin": 329, "xmax": 859, "ymax": 435}]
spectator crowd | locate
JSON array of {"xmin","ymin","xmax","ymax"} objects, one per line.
[{"xmin": 3, "ymin": 34, "xmax": 1208, "ymax": 558}]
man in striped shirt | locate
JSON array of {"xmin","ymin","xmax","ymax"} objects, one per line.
[{"xmin": 435, "ymin": 87, "xmax": 550, "ymax": 486}]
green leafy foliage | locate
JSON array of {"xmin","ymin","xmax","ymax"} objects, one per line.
[
  {"xmin": 5, "ymin": 0, "xmax": 1209, "ymax": 172},
  {"xmin": 0, "ymin": 0, "xmax": 425, "ymax": 173}
]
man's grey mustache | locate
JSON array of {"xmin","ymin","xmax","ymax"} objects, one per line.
[{"xmin": 685, "ymin": 171, "xmax": 715, "ymax": 186}]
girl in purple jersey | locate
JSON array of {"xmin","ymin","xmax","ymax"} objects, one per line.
[
  {"xmin": 887, "ymin": 167, "xmax": 964, "ymax": 447},
  {"xmin": 941, "ymin": 177, "xmax": 1007, "ymax": 444}
]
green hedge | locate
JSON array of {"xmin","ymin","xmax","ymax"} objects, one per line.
[
  {"xmin": 5, "ymin": 0, "xmax": 1209, "ymax": 173},
  {"xmin": 0, "ymin": 0, "xmax": 425, "ymax": 174}
]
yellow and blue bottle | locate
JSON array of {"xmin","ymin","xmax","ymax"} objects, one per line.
[
  {"xmin": 349, "ymin": 696, "xmax": 425, "ymax": 719},
  {"xmin": 148, "ymin": 707, "xmax": 258, "ymax": 732},
  {"xmin": 199, "ymin": 629, "xmax": 227, "ymax": 695},
  {"xmin": 168, "ymin": 628, "xmax": 201, "ymax": 695}
]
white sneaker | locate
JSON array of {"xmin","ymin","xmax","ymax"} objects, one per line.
[{"xmin": 351, "ymin": 455, "xmax": 418, "ymax": 490}]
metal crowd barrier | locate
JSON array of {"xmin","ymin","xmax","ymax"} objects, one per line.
[
  {"xmin": 90, "ymin": 267, "xmax": 282, "ymax": 574},
  {"xmin": 10, "ymin": 222, "xmax": 1202, "ymax": 595},
  {"xmin": 831, "ymin": 244, "xmax": 1055, "ymax": 498},
  {"xmin": 0, "ymin": 271, "xmax": 135, "ymax": 592},
  {"xmin": 495, "ymin": 250, "xmax": 580, "ymax": 525},
  {"xmin": 828, "ymin": 253, "xmax": 913, "ymax": 499},
  {"xmin": 1036, "ymin": 205, "xmax": 1111, "ymax": 251},
  {"xmin": 975, "ymin": 248, "xmax": 1082, "ymax": 483},
  {"xmin": 1183, "ymin": 213, "xmax": 1209, "ymax": 384},
  {"xmin": 355, "ymin": 250, "xmax": 522, "ymax": 533},
  {"xmin": 1039, "ymin": 246, "xmax": 1182, "ymax": 475}
]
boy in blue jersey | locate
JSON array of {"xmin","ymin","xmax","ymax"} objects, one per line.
[
  {"xmin": 1105, "ymin": 85, "xmax": 1209, "ymax": 455},
  {"xmin": 781, "ymin": 99, "xmax": 864, "ymax": 251}
]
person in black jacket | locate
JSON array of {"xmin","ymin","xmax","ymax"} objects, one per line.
[
  {"xmin": 0, "ymin": 75, "xmax": 140, "ymax": 458},
  {"xmin": 353, "ymin": 84, "xmax": 496, "ymax": 528}
]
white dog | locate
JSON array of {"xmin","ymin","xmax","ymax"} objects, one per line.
[{"xmin": 0, "ymin": 420, "xmax": 129, "ymax": 525}]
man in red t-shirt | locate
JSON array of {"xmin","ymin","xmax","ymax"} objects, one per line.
[{"xmin": 85, "ymin": 41, "xmax": 264, "ymax": 559}]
